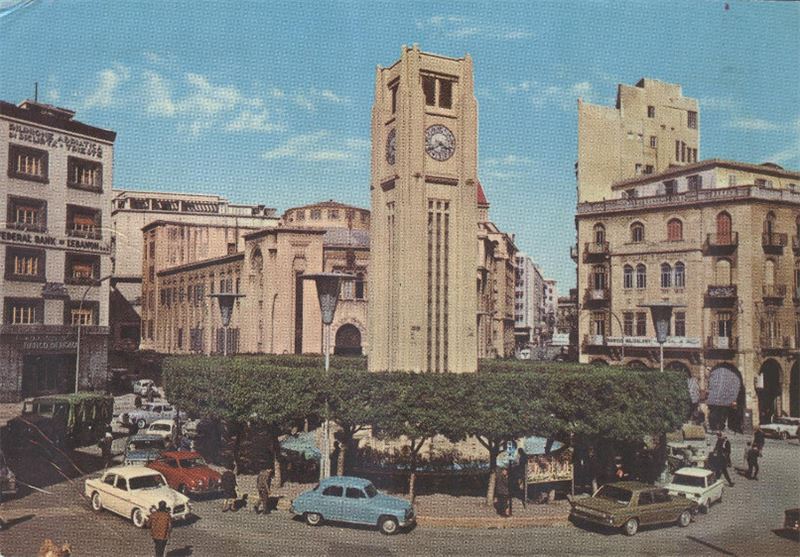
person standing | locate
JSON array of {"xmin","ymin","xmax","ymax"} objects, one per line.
[
  {"xmin": 99, "ymin": 431, "xmax": 113, "ymax": 468},
  {"xmin": 221, "ymin": 467, "xmax": 237, "ymax": 512},
  {"xmin": 494, "ymin": 467, "xmax": 512, "ymax": 517},
  {"xmin": 253, "ymin": 467, "xmax": 273, "ymax": 515},
  {"xmin": 753, "ymin": 427, "xmax": 765, "ymax": 452},
  {"xmin": 149, "ymin": 500, "xmax": 172, "ymax": 557},
  {"xmin": 709, "ymin": 449, "xmax": 734, "ymax": 487},
  {"xmin": 746, "ymin": 444, "xmax": 761, "ymax": 480},
  {"xmin": 513, "ymin": 448, "xmax": 529, "ymax": 504},
  {"xmin": 330, "ymin": 441, "xmax": 341, "ymax": 477}
]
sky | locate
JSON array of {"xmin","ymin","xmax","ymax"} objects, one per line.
[{"xmin": 1, "ymin": 0, "xmax": 798, "ymax": 290}]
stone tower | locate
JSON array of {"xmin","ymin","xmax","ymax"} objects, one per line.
[{"xmin": 368, "ymin": 45, "xmax": 478, "ymax": 373}]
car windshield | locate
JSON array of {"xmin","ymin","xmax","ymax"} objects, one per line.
[
  {"xmin": 364, "ymin": 484, "xmax": 378, "ymax": 498},
  {"xmin": 151, "ymin": 424, "xmax": 170, "ymax": 431},
  {"xmin": 128, "ymin": 474, "xmax": 165, "ymax": 490},
  {"xmin": 130, "ymin": 439, "xmax": 164, "ymax": 450},
  {"xmin": 595, "ymin": 486, "xmax": 632, "ymax": 504},
  {"xmin": 776, "ymin": 418, "xmax": 799, "ymax": 426},
  {"xmin": 179, "ymin": 458, "xmax": 206, "ymax": 468},
  {"xmin": 672, "ymin": 474, "xmax": 706, "ymax": 488}
]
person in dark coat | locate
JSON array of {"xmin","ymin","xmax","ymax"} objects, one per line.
[
  {"xmin": 753, "ymin": 427, "xmax": 765, "ymax": 451},
  {"xmin": 714, "ymin": 432, "xmax": 732, "ymax": 468},
  {"xmin": 221, "ymin": 468, "xmax": 237, "ymax": 512},
  {"xmin": 134, "ymin": 394, "xmax": 143, "ymax": 409},
  {"xmin": 253, "ymin": 468, "xmax": 273, "ymax": 514},
  {"xmin": 149, "ymin": 500, "xmax": 172, "ymax": 557},
  {"xmin": 99, "ymin": 431, "xmax": 113, "ymax": 468},
  {"xmin": 746, "ymin": 445, "xmax": 761, "ymax": 480},
  {"xmin": 709, "ymin": 449, "xmax": 734, "ymax": 487},
  {"xmin": 494, "ymin": 467, "xmax": 512, "ymax": 517},
  {"xmin": 513, "ymin": 448, "xmax": 529, "ymax": 503}
]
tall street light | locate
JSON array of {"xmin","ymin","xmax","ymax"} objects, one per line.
[
  {"xmin": 75, "ymin": 274, "xmax": 113, "ymax": 394},
  {"xmin": 209, "ymin": 292, "xmax": 244, "ymax": 356},
  {"xmin": 639, "ymin": 302, "xmax": 685, "ymax": 373},
  {"xmin": 304, "ymin": 272, "xmax": 354, "ymax": 481}
]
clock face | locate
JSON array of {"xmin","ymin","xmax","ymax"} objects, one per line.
[
  {"xmin": 385, "ymin": 128, "xmax": 396, "ymax": 165},
  {"xmin": 425, "ymin": 124, "xmax": 455, "ymax": 161}
]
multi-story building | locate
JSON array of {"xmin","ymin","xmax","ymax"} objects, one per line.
[
  {"xmin": 369, "ymin": 45, "xmax": 479, "ymax": 373},
  {"xmin": 0, "ymin": 99, "xmax": 115, "ymax": 401},
  {"xmin": 477, "ymin": 220, "xmax": 517, "ymax": 359},
  {"xmin": 577, "ymin": 78, "xmax": 699, "ymax": 203},
  {"xmin": 576, "ymin": 159, "xmax": 800, "ymax": 424},
  {"xmin": 556, "ymin": 289, "xmax": 579, "ymax": 347},
  {"xmin": 514, "ymin": 253, "xmax": 545, "ymax": 349},
  {"xmin": 542, "ymin": 279, "xmax": 558, "ymax": 341}
]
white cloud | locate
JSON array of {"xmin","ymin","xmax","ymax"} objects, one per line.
[
  {"xmin": 320, "ymin": 89, "xmax": 346, "ymax": 103},
  {"xmin": 503, "ymin": 80, "xmax": 602, "ymax": 111},
  {"xmin": 262, "ymin": 130, "xmax": 366, "ymax": 162},
  {"xmin": 263, "ymin": 131, "xmax": 329, "ymax": 160},
  {"xmin": 84, "ymin": 65, "xmax": 130, "ymax": 109},
  {"xmin": 699, "ymin": 96, "xmax": 737, "ymax": 112},
  {"xmin": 294, "ymin": 93, "xmax": 316, "ymax": 111},
  {"xmin": 766, "ymin": 119, "xmax": 800, "ymax": 164},
  {"xmin": 416, "ymin": 15, "xmax": 531, "ymax": 41},
  {"xmin": 225, "ymin": 110, "xmax": 286, "ymax": 133},
  {"xmin": 294, "ymin": 89, "xmax": 349, "ymax": 111},
  {"xmin": 728, "ymin": 117, "xmax": 780, "ymax": 131},
  {"xmin": 270, "ymin": 88, "xmax": 285, "ymax": 98},
  {"xmin": 143, "ymin": 70, "xmax": 176, "ymax": 116},
  {"xmin": 484, "ymin": 154, "xmax": 536, "ymax": 167},
  {"xmin": 46, "ymin": 88, "xmax": 60, "ymax": 102}
]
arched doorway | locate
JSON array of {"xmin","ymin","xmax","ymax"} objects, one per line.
[
  {"xmin": 707, "ymin": 365, "xmax": 744, "ymax": 431},
  {"xmin": 791, "ymin": 362, "xmax": 799, "ymax": 418},
  {"xmin": 334, "ymin": 324, "xmax": 362, "ymax": 356},
  {"xmin": 757, "ymin": 359, "xmax": 782, "ymax": 424}
]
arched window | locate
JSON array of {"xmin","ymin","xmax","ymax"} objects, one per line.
[
  {"xmin": 593, "ymin": 223, "xmax": 606, "ymax": 245},
  {"xmin": 592, "ymin": 265, "xmax": 607, "ymax": 290},
  {"xmin": 661, "ymin": 263, "xmax": 672, "ymax": 288},
  {"xmin": 631, "ymin": 222, "xmax": 645, "ymax": 243},
  {"xmin": 667, "ymin": 218, "xmax": 683, "ymax": 241},
  {"xmin": 716, "ymin": 212, "xmax": 732, "ymax": 243},
  {"xmin": 636, "ymin": 264, "xmax": 647, "ymax": 289},
  {"xmin": 623, "ymin": 265, "xmax": 634, "ymax": 289},
  {"xmin": 714, "ymin": 258, "xmax": 732, "ymax": 285},
  {"xmin": 674, "ymin": 262, "xmax": 686, "ymax": 288}
]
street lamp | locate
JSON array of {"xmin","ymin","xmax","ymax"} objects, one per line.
[
  {"xmin": 209, "ymin": 292, "xmax": 244, "ymax": 356},
  {"xmin": 639, "ymin": 302, "xmax": 685, "ymax": 373},
  {"xmin": 304, "ymin": 272, "xmax": 354, "ymax": 481},
  {"xmin": 75, "ymin": 274, "xmax": 112, "ymax": 394}
]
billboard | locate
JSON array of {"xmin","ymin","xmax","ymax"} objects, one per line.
[{"xmin": 525, "ymin": 447, "xmax": 573, "ymax": 484}]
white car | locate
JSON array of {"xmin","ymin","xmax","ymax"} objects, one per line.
[
  {"xmin": 84, "ymin": 466, "xmax": 191, "ymax": 528},
  {"xmin": 761, "ymin": 417, "xmax": 800, "ymax": 440},
  {"xmin": 132, "ymin": 379, "xmax": 157, "ymax": 396},
  {"xmin": 123, "ymin": 403, "xmax": 185, "ymax": 429},
  {"xmin": 665, "ymin": 467, "xmax": 724, "ymax": 514},
  {"xmin": 146, "ymin": 419, "xmax": 177, "ymax": 442}
]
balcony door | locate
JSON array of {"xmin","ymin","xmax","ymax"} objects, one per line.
[{"xmin": 716, "ymin": 212, "xmax": 732, "ymax": 244}]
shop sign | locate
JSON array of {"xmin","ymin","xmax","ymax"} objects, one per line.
[
  {"xmin": 20, "ymin": 335, "xmax": 77, "ymax": 352},
  {"xmin": 605, "ymin": 336, "xmax": 701, "ymax": 348},
  {"xmin": 525, "ymin": 448, "xmax": 573, "ymax": 484},
  {"xmin": 9, "ymin": 122, "xmax": 104, "ymax": 158},
  {"xmin": 0, "ymin": 229, "xmax": 109, "ymax": 254}
]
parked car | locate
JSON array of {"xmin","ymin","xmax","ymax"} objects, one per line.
[
  {"xmin": 666, "ymin": 441, "xmax": 707, "ymax": 473},
  {"xmin": 132, "ymin": 379, "xmax": 157, "ymax": 397},
  {"xmin": 84, "ymin": 466, "xmax": 191, "ymax": 528},
  {"xmin": 568, "ymin": 481, "xmax": 697, "ymax": 536},
  {"xmin": 123, "ymin": 403, "xmax": 185, "ymax": 430},
  {"xmin": 123, "ymin": 434, "xmax": 168, "ymax": 466},
  {"xmin": 665, "ymin": 467, "xmax": 724, "ymax": 513},
  {"xmin": 290, "ymin": 476, "xmax": 415, "ymax": 535},
  {"xmin": 145, "ymin": 419, "xmax": 177, "ymax": 442},
  {"xmin": 782, "ymin": 508, "xmax": 799, "ymax": 541},
  {"xmin": 146, "ymin": 451, "xmax": 222, "ymax": 497},
  {"xmin": 761, "ymin": 417, "xmax": 800, "ymax": 440}
]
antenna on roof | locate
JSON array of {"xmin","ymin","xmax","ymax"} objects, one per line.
[{"xmin": 34, "ymin": 81, "xmax": 38, "ymax": 102}]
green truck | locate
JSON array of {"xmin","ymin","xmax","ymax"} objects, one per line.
[{"xmin": 7, "ymin": 392, "xmax": 113, "ymax": 452}]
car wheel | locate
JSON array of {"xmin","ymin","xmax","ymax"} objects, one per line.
[
  {"xmin": 132, "ymin": 508, "xmax": 147, "ymax": 528},
  {"xmin": 90, "ymin": 492, "xmax": 103, "ymax": 512},
  {"xmin": 623, "ymin": 518, "xmax": 639, "ymax": 536},
  {"xmin": 379, "ymin": 516, "xmax": 399, "ymax": 535},
  {"xmin": 699, "ymin": 502, "xmax": 709, "ymax": 514},
  {"xmin": 137, "ymin": 418, "xmax": 147, "ymax": 429},
  {"xmin": 678, "ymin": 510, "xmax": 692, "ymax": 527},
  {"xmin": 304, "ymin": 512, "xmax": 323, "ymax": 526},
  {"xmin": 780, "ymin": 432, "xmax": 788, "ymax": 441}
]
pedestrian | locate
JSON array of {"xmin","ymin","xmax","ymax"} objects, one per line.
[
  {"xmin": 330, "ymin": 441, "xmax": 341, "ymax": 476},
  {"xmin": 221, "ymin": 467, "xmax": 237, "ymax": 512},
  {"xmin": 714, "ymin": 432, "xmax": 732, "ymax": 468},
  {"xmin": 149, "ymin": 500, "xmax": 172, "ymax": 557},
  {"xmin": 99, "ymin": 431, "xmax": 113, "ymax": 468},
  {"xmin": 746, "ymin": 444, "xmax": 761, "ymax": 480},
  {"xmin": 493, "ymin": 467, "xmax": 512, "ymax": 517},
  {"xmin": 147, "ymin": 386, "xmax": 155, "ymax": 404},
  {"xmin": 177, "ymin": 433, "xmax": 192, "ymax": 452},
  {"xmin": 514, "ymin": 448, "xmax": 529, "ymax": 503},
  {"xmin": 134, "ymin": 394, "xmax": 142, "ymax": 409},
  {"xmin": 253, "ymin": 467, "xmax": 273, "ymax": 515},
  {"xmin": 709, "ymin": 449, "xmax": 734, "ymax": 487},
  {"xmin": 753, "ymin": 426, "xmax": 765, "ymax": 452}
]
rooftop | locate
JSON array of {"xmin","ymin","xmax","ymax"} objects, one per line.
[
  {"xmin": 612, "ymin": 159, "xmax": 800, "ymax": 189},
  {"xmin": 0, "ymin": 99, "xmax": 116, "ymax": 142}
]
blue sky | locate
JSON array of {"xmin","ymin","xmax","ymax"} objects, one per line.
[{"xmin": 1, "ymin": 0, "xmax": 798, "ymax": 290}]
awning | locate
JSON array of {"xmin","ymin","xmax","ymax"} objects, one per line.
[
  {"xmin": 280, "ymin": 431, "xmax": 321, "ymax": 461},
  {"xmin": 687, "ymin": 377, "xmax": 700, "ymax": 404},
  {"xmin": 707, "ymin": 367, "xmax": 741, "ymax": 406}
]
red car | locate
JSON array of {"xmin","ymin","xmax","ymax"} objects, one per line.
[{"xmin": 146, "ymin": 451, "xmax": 222, "ymax": 497}]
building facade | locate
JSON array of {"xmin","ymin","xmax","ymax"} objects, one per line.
[
  {"xmin": 369, "ymin": 45, "xmax": 479, "ymax": 373},
  {"xmin": 542, "ymin": 279, "xmax": 558, "ymax": 342},
  {"xmin": 577, "ymin": 78, "xmax": 699, "ymax": 203},
  {"xmin": 477, "ymin": 221, "xmax": 517, "ymax": 359},
  {"xmin": 0, "ymin": 100, "xmax": 115, "ymax": 401},
  {"xmin": 576, "ymin": 159, "xmax": 800, "ymax": 425},
  {"xmin": 514, "ymin": 252, "xmax": 544, "ymax": 349}
]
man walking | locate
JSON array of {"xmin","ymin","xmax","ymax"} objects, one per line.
[
  {"xmin": 221, "ymin": 467, "xmax": 237, "ymax": 512},
  {"xmin": 99, "ymin": 430, "xmax": 113, "ymax": 468},
  {"xmin": 746, "ymin": 443, "xmax": 761, "ymax": 480},
  {"xmin": 713, "ymin": 433, "xmax": 734, "ymax": 486},
  {"xmin": 753, "ymin": 426, "xmax": 765, "ymax": 451},
  {"xmin": 253, "ymin": 467, "xmax": 273, "ymax": 515},
  {"xmin": 149, "ymin": 500, "xmax": 172, "ymax": 557},
  {"xmin": 494, "ymin": 467, "xmax": 512, "ymax": 517}
]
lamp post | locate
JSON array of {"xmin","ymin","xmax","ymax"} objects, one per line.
[
  {"xmin": 639, "ymin": 303, "xmax": 685, "ymax": 373},
  {"xmin": 209, "ymin": 292, "xmax": 244, "ymax": 356},
  {"xmin": 75, "ymin": 274, "xmax": 112, "ymax": 394},
  {"xmin": 304, "ymin": 272, "xmax": 354, "ymax": 481}
]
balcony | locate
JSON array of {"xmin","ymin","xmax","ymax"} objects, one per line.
[
  {"xmin": 762, "ymin": 284, "xmax": 787, "ymax": 305},
  {"xmin": 570, "ymin": 244, "xmax": 578, "ymax": 262},
  {"xmin": 704, "ymin": 285, "xmax": 737, "ymax": 307},
  {"xmin": 793, "ymin": 235, "xmax": 799, "ymax": 256},
  {"xmin": 761, "ymin": 335, "xmax": 792, "ymax": 353},
  {"xmin": 583, "ymin": 241, "xmax": 609, "ymax": 262},
  {"xmin": 706, "ymin": 335, "xmax": 738, "ymax": 352},
  {"xmin": 762, "ymin": 232, "xmax": 787, "ymax": 255},
  {"xmin": 67, "ymin": 227, "xmax": 102, "ymax": 240},
  {"xmin": 583, "ymin": 334, "xmax": 606, "ymax": 347},
  {"xmin": 703, "ymin": 232, "xmax": 738, "ymax": 255},
  {"xmin": 583, "ymin": 287, "xmax": 610, "ymax": 307}
]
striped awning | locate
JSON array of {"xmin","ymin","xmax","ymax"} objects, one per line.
[{"xmin": 707, "ymin": 367, "xmax": 741, "ymax": 406}]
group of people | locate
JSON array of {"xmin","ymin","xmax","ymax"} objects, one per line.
[
  {"xmin": 219, "ymin": 466, "xmax": 274, "ymax": 514},
  {"xmin": 493, "ymin": 448, "xmax": 529, "ymax": 517},
  {"xmin": 708, "ymin": 426, "xmax": 765, "ymax": 487}
]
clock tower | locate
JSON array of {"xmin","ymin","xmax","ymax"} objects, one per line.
[{"xmin": 368, "ymin": 45, "xmax": 478, "ymax": 373}]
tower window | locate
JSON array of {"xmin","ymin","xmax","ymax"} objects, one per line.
[
  {"xmin": 422, "ymin": 76, "xmax": 436, "ymax": 106},
  {"xmin": 421, "ymin": 74, "xmax": 456, "ymax": 109},
  {"xmin": 688, "ymin": 111, "xmax": 698, "ymax": 129},
  {"xmin": 650, "ymin": 136, "xmax": 657, "ymax": 148},
  {"xmin": 389, "ymin": 82, "xmax": 399, "ymax": 114},
  {"xmin": 647, "ymin": 106, "xmax": 655, "ymax": 118}
]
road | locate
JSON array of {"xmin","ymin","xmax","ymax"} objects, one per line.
[{"xmin": 1, "ymin": 432, "xmax": 798, "ymax": 556}]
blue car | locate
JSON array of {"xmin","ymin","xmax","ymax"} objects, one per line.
[
  {"xmin": 123, "ymin": 434, "xmax": 167, "ymax": 466},
  {"xmin": 290, "ymin": 476, "xmax": 415, "ymax": 535}
]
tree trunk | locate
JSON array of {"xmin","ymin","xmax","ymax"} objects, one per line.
[
  {"xmin": 270, "ymin": 434, "xmax": 284, "ymax": 487},
  {"xmin": 485, "ymin": 445, "xmax": 499, "ymax": 507},
  {"xmin": 337, "ymin": 442, "xmax": 347, "ymax": 476}
]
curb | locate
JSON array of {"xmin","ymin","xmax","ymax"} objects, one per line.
[{"xmin": 416, "ymin": 514, "xmax": 570, "ymax": 529}]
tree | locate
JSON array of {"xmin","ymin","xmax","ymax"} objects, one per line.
[{"xmin": 327, "ymin": 370, "xmax": 379, "ymax": 476}]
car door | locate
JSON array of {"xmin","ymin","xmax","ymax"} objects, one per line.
[
  {"xmin": 636, "ymin": 491, "xmax": 658, "ymax": 525},
  {"xmin": 651, "ymin": 489, "xmax": 679, "ymax": 523},
  {"xmin": 343, "ymin": 486, "xmax": 371, "ymax": 524},
  {"xmin": 158, "ymin": 457, "xmax": 180, "ymax": 488},
  {"xmin": 108, "ymin": 475, "xmax": 130, "ymax": 515},
  {"xmin": 99, "ymin": 473, "xmax": 118, "ymax": 513},
  {"xmin": 708, "ymin": 474, "xmax": 723, "ymax": 503},
  {"xmin": 319, "ymin": 484, "xmax": 344, "ymax": 521}
]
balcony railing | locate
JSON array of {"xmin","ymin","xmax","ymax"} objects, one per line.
[
  {"xmin": 760, "ymin": 335, "xmax": 792, "ymax": 350},
  {"xmin": 583, "ymin": 241, "xmax": 609, "ymax": 262},
  {"xmin": 584, "ymin": 288, "xmax": 610, "ymax": 305},
  {"xmin": 762, "ymin": 232, "xmax": 788, "ymax": 254},
  {"xmin": 583, "ymin": 334, "xmax": 605, "ymax": 346},
  {"xmin": 706, "ymin": 336, "xmax": 738, "ymax": 351},
  {"xmin": 6, "ymin": 221, "xmax": 46, "ymax": 233},
  {"xmin": 703, "ymin": 232, "xmax": 738, "ymax": 255},
  {"xmin": 762, "ymin": 284, "xmax": 787, "ymax": 303},
  {"xmin": 67, "ymin": 227, "xmax": 102, "ymax": 240},
  {"xmin": 705, "ymin": 285, "xmax": 737, "ymax": 307}
]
